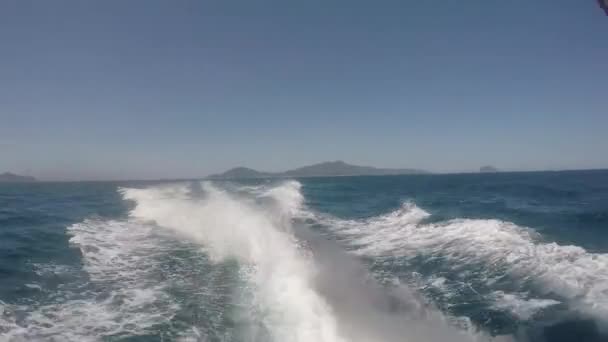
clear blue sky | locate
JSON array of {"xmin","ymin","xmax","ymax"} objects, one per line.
[{"xmin": 1, "ymin": 0, "xmax": 607, "ymax": 180}]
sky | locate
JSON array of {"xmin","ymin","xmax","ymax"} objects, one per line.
[{"xmin": 1, "ymin": 0, "xmax": 607, "ymax": 181}]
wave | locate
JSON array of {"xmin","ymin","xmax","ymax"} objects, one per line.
[
  {"xmin": 489, "ymin": 291, "xmax": 560, "ymax": 320},
  {"xmin": 1, "ymin": 219, "xmax": 181, "ymax": 341},
  {"xmin": 3, "ymin": 180, "xmax": 525, "ymax": 341},
  {"xmin": 122, "ymin": 182, "xmax": 347, "ymax": 342},
  {"xmin": 311, "ymin": 201, "xmax": 608, "ymax": 322},
  {"xmin": 122, "ymin": 181, "xmax": 497, "ymax": 342}
]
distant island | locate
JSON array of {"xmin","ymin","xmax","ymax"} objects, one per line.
[
  {"xmin": 480, "ymin": 166, "xmax": 499, "ymax": 173},
  {"xmin": 208, "ymin": 161, "xmax": 429, "ymax": 179},
  {"xmin": 0, "ymin": 172, "xmax": 37, "ymax": 182}
]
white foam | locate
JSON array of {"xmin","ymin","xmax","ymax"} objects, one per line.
[
  {"xmin": 23, "ymin": 284, "xmax": 42, "ymax": 291},
  {"xmin": 320, "ymin": 201, "xmax": 430, "ymax": 247},
  {"xmin": 490, "ymin": 291, "xmax": 560, "ymax": 320},
  {"xmin": 1, "ymin": 219, "xmax": 180, "ymax": 341},
  {"xmin": 259, "ymin": 180, "xmax": 304, "ymax": 213},
  {"xmin": 318, "ymin": 202, "xmax": 608, "ymax": 319},
  {"xmin": 121, "ymin": 182, "xmax": 347, "ymax": 342},
  {"xmin": 428, "ymin": 277, "xmax": 449, "ymax": 291}
]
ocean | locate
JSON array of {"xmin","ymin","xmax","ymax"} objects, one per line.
[{"xmin": 1, "ymin": 170, "xmax": 607, "ymax": 342}]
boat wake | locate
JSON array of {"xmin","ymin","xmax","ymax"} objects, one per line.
[
  {"xmin": 121, "ymin": 181, "xmax": 493, "ymax": 342},
  {"xmin": 6, "ymin": 179, "xmax": 603, "ymax": 341}
]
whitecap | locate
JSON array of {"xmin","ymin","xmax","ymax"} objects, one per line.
[{"xmin": 314, "ymin": 202, "xmax": 608, "ymax": 320}]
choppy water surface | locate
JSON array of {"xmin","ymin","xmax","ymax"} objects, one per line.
[{"xmin": 1, "ymin": 171, "xmax": 607, "ymax": 341}]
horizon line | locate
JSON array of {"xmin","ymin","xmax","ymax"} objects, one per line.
[{"xmin": 6, "ymin": 167, "xmax": 608, "ymax": 183}]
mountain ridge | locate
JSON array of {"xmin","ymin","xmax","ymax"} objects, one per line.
[
  {"xmin": 0, "ymin": 172, "xmax": 37, "ymax": 182},
  {"xmin": 208, "ymin": 161, "xmax": 429, "ymax": 179},
  {"xmin": 480, "ymin": 165, "xmax": 499, "ymax": 173}
]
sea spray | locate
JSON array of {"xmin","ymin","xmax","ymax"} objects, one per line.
[{"xmin": 122, "ymin": 182, "xmax": 346, "ymax": 342}]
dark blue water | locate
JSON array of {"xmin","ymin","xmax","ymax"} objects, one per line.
[
  {"xmin": 1, "ymin": 170, "xmax": 607, "ymax": 341},
  {"xmin": 304, "ymin": 171, "xmax": 608, "ymax": 249}
]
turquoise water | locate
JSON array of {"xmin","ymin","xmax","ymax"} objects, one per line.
[{"xmin": 1, "ymin": 171, "xmax": 607, "ymax": 341}]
